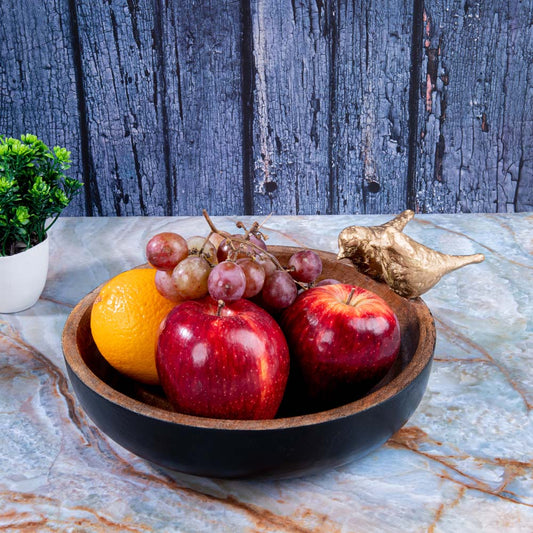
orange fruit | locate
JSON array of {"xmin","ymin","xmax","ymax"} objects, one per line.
[{"xmin": 90, "ymin": 268, "xmax": 177, "ymax": 385}]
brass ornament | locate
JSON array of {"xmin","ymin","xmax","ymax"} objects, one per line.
[{"xmin": 337, "ymin": 210, "xmax": 485, "ymax": 299}]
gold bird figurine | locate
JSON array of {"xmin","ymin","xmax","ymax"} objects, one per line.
[{"xmin": 337, "ymin": 210, "xmax": 485, "ymax": 299}]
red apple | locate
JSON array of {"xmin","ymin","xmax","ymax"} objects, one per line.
[
  {"xmin": 156, "ymin": 296, "xmax": 290, "ymax": 420},
  {"xmin": 281, "ymin": 284, "xmax": 401, "ymax": 408}
]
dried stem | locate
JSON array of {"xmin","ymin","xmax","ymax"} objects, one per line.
[
  {"xmin": 202, "ymin": 209, "xmax": 307, "ymax": 289},
  {"xmin": 202, "ymin": 209, "xmax": 231, "ymax": 238},
  {"xmin": 345, "ymin": 287, "xmax": 356, "ymax": 305}
]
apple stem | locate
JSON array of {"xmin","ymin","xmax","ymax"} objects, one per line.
[
  {"xmin": 346, "ymin": 288, "xmax": 356, "ymax": 305},
  {"xmin": 217, "ymin": 300, "xmax": 225, "ymax": 316}
]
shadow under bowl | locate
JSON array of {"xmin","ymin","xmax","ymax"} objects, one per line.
[{"xmin": 62, "ymin": 246, "xmax": 436, "ymax": 479}]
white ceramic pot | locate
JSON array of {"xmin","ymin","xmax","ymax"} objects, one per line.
[{"xmin": 0, "ymin": 237, "xmax": 49, "ymax": 313}]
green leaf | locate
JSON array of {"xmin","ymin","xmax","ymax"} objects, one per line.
[
  {"xmin": 0, "ymin": 176, "xmax": 16, "ymax": 194},
  {"xmin": 15, "ymin": 206, "xmax": 30, "ymax": 225},
  {"xmin": 52, "ymin": 187, "xmax": 69, "ymax": 207},
  {"xmin": 21, "ymin": 133, "xmax": 37, "ymax": 144},
  {"xmin": 53, "ymin": 146, "xmax": 71, "ymax": 163},
  {"xmin": 30, "ymin": 175, "xmax": 51, "ymax": 196}
]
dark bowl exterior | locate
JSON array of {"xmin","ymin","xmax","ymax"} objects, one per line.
[
  {"xmin": 66, "ymin": 359, "xmax": 432, "ymax": 479},
  {"xmin": 62, "ymin": 246, "xmax": 436, "ymax": 479}
]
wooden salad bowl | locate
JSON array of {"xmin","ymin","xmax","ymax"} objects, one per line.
[{"xmin": 62, "ymin": 246, "xmax": 436, "ymax": 479}]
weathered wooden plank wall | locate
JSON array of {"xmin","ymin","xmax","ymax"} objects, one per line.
[
  {"xmin": 161, "ymin": 1, "xmax": 245, "ymax": 216},
  {"xmin": 250, "ymin": 0, "xmax": 331, "ymax": 215},
  {"xmin": 1, "ymin": 0, "xmax": 531, "ymax": 215},
  {"xmin": 332, "ymin": 0, "xmax": 413, "ymax": 214},
  {"xmin": 416, "ymin": 0, "xmax": 533, "ymax": 213},
  {"xmin": 75, "ymin": 0, "xmax": 168, "ymax": 216}
]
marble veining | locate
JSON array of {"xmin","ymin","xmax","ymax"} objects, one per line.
[{"xmin": 1, "ymin": 214, "xmax": 531, "ymax": 532}]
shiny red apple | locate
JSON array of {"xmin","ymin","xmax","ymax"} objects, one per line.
[
  {"xmin": 281, "ymin": 284, "xmax": 401, "ymax": 408},
  {"xmin": 156, "ymin": 296, "xmax": 290, "ymax": 420}
]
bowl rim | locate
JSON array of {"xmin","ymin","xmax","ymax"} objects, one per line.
[{"xmin": 62, "ymin": 246, "xmax": 436, "ymax": 431}]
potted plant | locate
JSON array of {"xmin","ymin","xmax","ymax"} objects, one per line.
[{"xmin": 0, "ymin": 134, "xmax": 83, "ymax": 313}]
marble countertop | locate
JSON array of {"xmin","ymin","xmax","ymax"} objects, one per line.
[{"xmin": 1, "ymin": 213, "xmax": 531, "ymax": 532}]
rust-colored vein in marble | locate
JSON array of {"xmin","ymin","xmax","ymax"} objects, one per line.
[
  {"xmin": 0, "ymin": 491, "xmax": 149, "ymax": 532},
  {"xmin": 92, "ymin": 457, "xmax": 334, "ymax": 533},
  {"xmin": 434, "ymin": 315, "xmax": 532, "ymax": 411},
  {"xmin": 485, "ymin": 214, "xmax": 521, "ymax": 242},
  {"xmin": 493, "ymin": 458, "xmax": 532, "ymax": 500},
  {"xmin": 136, "ymin": 466, "xmax": 337, "ymax": 533},
  {"xmin": 415, "ymin": 218, "xmax": 532, "ymax": 270},
  {"xmin": 38, "ymin": 295, "xmax": 75, "ymax": 308},
  {"xmin": 427, "ymin": 486, "xmax": 466, "ymax": 533},
  {"xmin": 0, "ymin": 491, "xmax": 58, "ymax": 506},
  {"xmin": 66, "ymin": 506, "xmax": 149, "ymax": 532},
  {"xmin": 0, "ymin": 492, "xmax": 53, "ymax": 531},
  {"xmin": 433, "ymin": 356, "xmax": 488, "ymax": 363},
  {"xmin": 290, "ymin": 508, "xmax": 338, "ymax": 533},
  {"xmin": 0, "ymin": 515, "xmax": 47, "ymax": 531},
  {"xmin": 390, "ymin": 427, "xmax": 533, "ymax": 508},
  {"xmin": 223, "ymin": 495, "xmax": 338, "ymax": 533}
]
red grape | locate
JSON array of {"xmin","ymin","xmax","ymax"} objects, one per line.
[
  {"xmin": 316, "ymin": 278, "xmax": 342, "ymax": 287},
  {"xmin": 155, "ymin": 270, "xmax": 182, "ymax": 303},
  {"xmin": 261, "ymin": 270, "xmax": 298, "ymax": 310},
  {"xmin": 237, "ymin": 258, "xmax": 266, "ymax": 298},
  {"xmin": 287, "ymin": 250, "xmax": 323, "ymax": 283},
  {"xmin": 172, "ymin": 256, "xmax": 211, "ymax": 300},
  {"xmin": 248, "ymin": 234, "xmax": 267, "ymax": 251},
  {"xmin": 146, "ymin": 232, "xmax": 188, "ymax": 271},
  {"xmin": 208, "ymin": 261, "xmax": 246, "ymax": 302},
  {"xmin": 255, "ymin": 254, "xmax": 277, "ymax": 278},
  {"xmin": 187, "ymin": 236, "xmax": 217, "ymax": 265},
  {"xmin": 216, "ymin": 235, "xmax": 248, "ymax": 262},
  {"xmin": 217, "ymin": 234, "xmax": 265, "ymax": 262}
]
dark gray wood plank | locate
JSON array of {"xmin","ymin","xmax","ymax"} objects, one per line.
[
  {"xmin": 250, "ymin": 0, "xmax": 332, "ymax": 215},
  {"xmin": 249, "ymin": 0, "xmax": 412, "ymax": 216},
  {"xmin": 160, "ymin": 0, "xmax": 245, "ymax": 216},
  {"xmin": 74, "ymin": 0, "xmax": 168, "ymax": 215},
  {"xmin": 0, "ymin": 0, "xmax": 85, "ymax": 216},
  {"xmin": 415, "ymin": 1, "xmax": 533, "ymax": 213},
  {"xmin": 332, "ymin": 0, "xmax": 413, "ymax": 214}
]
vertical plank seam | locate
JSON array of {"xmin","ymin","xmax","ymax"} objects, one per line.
[
  {"xmin": 67, "ymin": 0, "xmax": 101, "ymax": 216},
  {"xmin": 327, "ymin": 0, "xmax": 338, "ymax": 215},
  {"xmin": 240, "ymin": 0, "xmax": 255, "ymax": 215},
  {"xmin": 514, "ymin": 153, "xmax": 524, "ymax": 211},
  {"xmin": 406, "ymin": 0, "xmax": 425, "ymax": 212},
  {"xmin": 153, "ymin": 0, "xmax": 174, "ymax": 216}
]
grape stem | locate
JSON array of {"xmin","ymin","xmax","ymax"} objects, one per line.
[
  {"xmin": 202, "ymin": 210, "xmax": 232, "ymax": 241},
  {"xmin": 201, "ymin": 209, "xmax": 308, "ymax": 290},
  {"xmin": 200, "ymin": 209, "xmax": 231, "ymax": 256}
]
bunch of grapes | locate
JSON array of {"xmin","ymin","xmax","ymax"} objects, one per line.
[{"xmin": 145, "ymin": 216, "xmax": 336, "ymax": 311}]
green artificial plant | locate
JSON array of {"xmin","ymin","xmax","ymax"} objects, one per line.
[{"xmin": 0, "ymin": 134, "xmax": 83, "ymax": 256}]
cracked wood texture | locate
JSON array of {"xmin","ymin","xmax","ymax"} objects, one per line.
[
  {"xmin": 0, "ymin": 1, "xmax": 531, "ymax": 215},
  {"xmin": 416, "ymin": 0, "xmax": 533, "ymax": 213}
]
